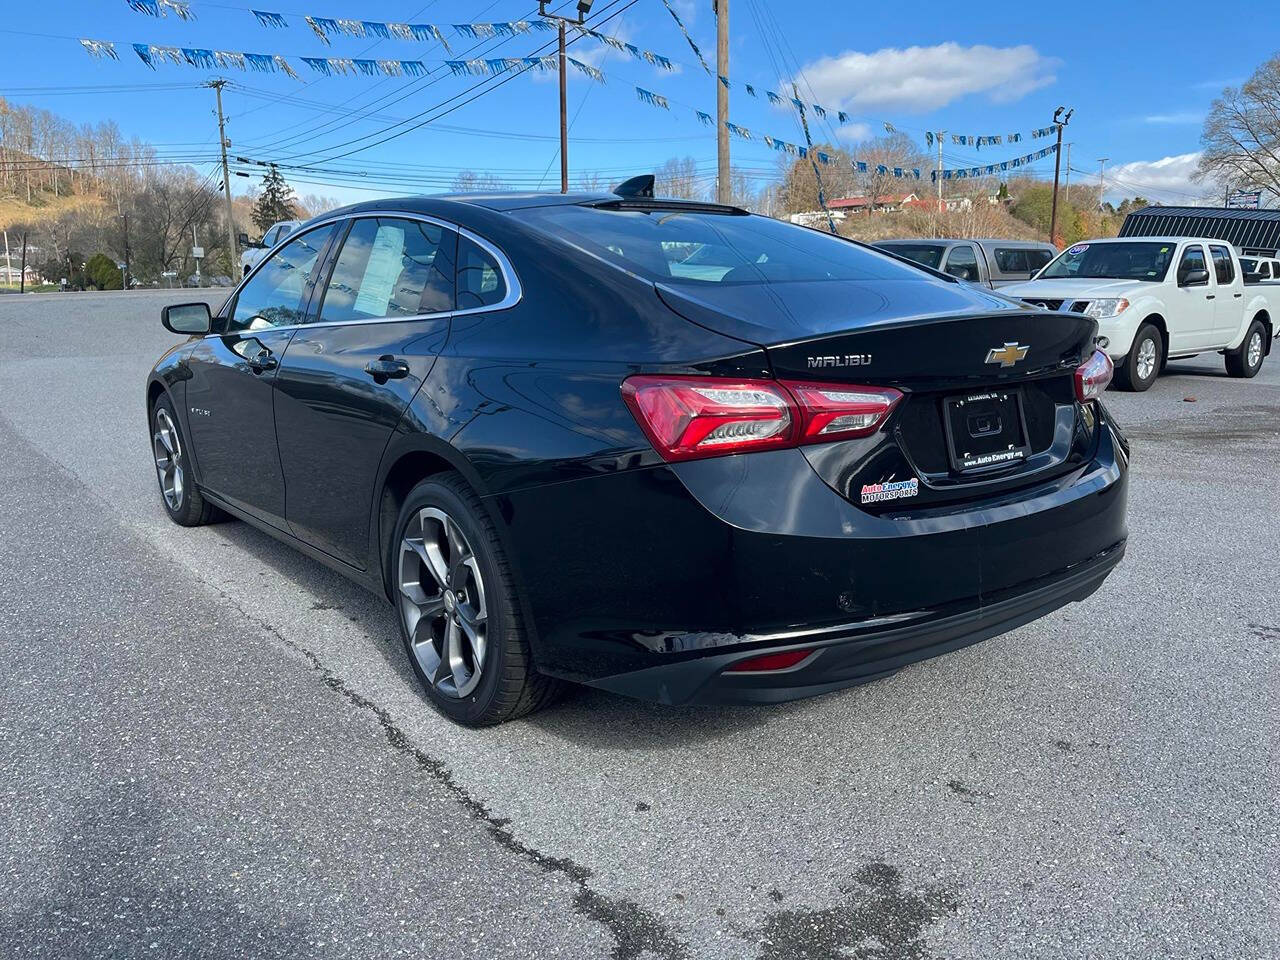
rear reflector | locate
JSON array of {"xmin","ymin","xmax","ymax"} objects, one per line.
[
  {"xmin": 1074, "ymin": 349, "xmax": 1114, "ymax": 402},
  {"xmin": 621, "ymin": 375, "xmax": 902, "ymax": 463},
  {"xmin": 724, "ymin": 649, "xmax": 814, "ymax": 673}
]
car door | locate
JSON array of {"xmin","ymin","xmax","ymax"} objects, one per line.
[
  {"xmin": 1170, "ymin": 243, "xmax": 1216, "ymax": 352},
  {"xmin": 942, "ymin": 243, "xmax": 982, "ymax": 284},
  {"xmin": 273, "ymin": 215, "xmax": 457, "ymax": 569},
  {"xmin": 184, "ymin": 223, "xmax": 337, "ymax": 527},
  {"xmin": 1209, "ymin": 244, "xmax": 1244, "ymax": 341}
]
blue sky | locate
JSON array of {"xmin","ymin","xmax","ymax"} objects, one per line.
[{"xmin": 0, "ymin": 0, "xmax": 1263, "ymax": 206}]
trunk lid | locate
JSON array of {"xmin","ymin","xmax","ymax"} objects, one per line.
[{"xmin": 656, "ymin": 279, "xmax": 1101, "ymax": 511}]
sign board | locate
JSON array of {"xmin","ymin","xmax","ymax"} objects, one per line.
[
  {"xmin": 191, "ymin": 246, "xmax": 205, "ymax": 259},
  {"xmin": 1227, "ymin": 190, "xmax": 1262, "ymax": 210}
]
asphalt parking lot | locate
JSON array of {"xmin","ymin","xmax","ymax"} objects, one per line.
[{"xmin": 1, "ymin": 288, "xmax": 1277, "ymax": 959}]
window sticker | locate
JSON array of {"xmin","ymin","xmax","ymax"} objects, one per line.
[
  {"xmin": 353, "ymin": 223, "xmax": 406, "ymax": 317},
  {"xmin": 1067, "ymin": 243, "xmax": 1089, "ymax": 256}
]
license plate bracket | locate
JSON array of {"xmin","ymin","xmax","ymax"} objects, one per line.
[{"xmin": 942, "ymin": 389, "xmax": 1030, "ymax": 472}]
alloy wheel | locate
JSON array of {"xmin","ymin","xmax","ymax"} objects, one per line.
[
  {"xmin": 1247, "ymin": 330, "xmax": 1263, "ymax": 370},
  {"xmin": 1136, "ymin": 337, "xmax": 1158, "ymax": 382},
  {"xmin": 153, "ymin": 408, "xmax": 184, "ymax": 511},
  {"xmin": 398, "ymin": 507, "xmax": 488, "ymax": 698}
]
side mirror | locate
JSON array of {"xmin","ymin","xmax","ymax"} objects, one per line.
[
  {"xmin": 1179, "ymin": 267, "xmax": 1209, "ymax": 287},
  {"xmin": 162, "ymin": 302, "xmax": 212, "ymax": 335},
  {"xmin": 236, "ymin": 232, "xmax": 250, "ymax": 248}
]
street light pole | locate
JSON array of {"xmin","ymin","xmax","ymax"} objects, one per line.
[
  {"xmin": 1048, "ymin": 106, "xmax": 1072, "ymax": 247},
  {"xmin": 1097, "ymin": 158, "xmax": 1109, "ymax": 212},
  {"xmin": 539, "ymin": 1, "xmax": 593, "ymax": 194}
]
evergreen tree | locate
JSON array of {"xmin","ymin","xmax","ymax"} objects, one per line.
[{"xmin": 251, "ymin": 164, "xmax": 298, "ymax": 232}]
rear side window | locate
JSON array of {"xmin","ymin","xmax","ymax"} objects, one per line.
[
  {"xmin": 1026, "ymin": 249, "xmax": 1054, "ymax": 273},
  {"xmin": 520, "ymin": 204, "xmax": 940, "ymax": 285},
  {"xmin": 993, "ymin": 248, "xmax": 1027, "ymax": 274},
  {"xmin": 318, "ymin": 217, "xmax": 456, "ymax": 323},
  {"xmin": 1210, "ymin": 245, "xmax": 1235, "ymax": 284},
  {"xmin": 943, "ymin": 244, "xmax": 980, "ymax": 282},
  {"xmin": 877, "ymin": 243, "xmax": 945, "ymax": 270},
  {"xmin": 457, "ymin": 236, "xmax": 507, "ymax": 309}
]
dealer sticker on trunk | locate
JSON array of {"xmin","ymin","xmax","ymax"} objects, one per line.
[{"xmin": 860, "ymin": 477, "xmax": 919, "ymax": 504}]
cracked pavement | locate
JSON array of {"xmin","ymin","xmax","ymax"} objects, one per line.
[{"xmin": 1, "ymin": 290, "xmax": 1277, "ymax": 958}]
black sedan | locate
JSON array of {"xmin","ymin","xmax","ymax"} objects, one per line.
[{"xmin": 147, "ymin": 185, "xmax": 1128, "ymax": 726}]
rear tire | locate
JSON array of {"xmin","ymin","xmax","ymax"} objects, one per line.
[
  {"xmin": 391, "ymin": 474, "xmax": 562, "ymax": 726},
  {"xmin": 151, "ymin": 394, "xmax": 219, "ymax": 526},
  {"xmin": 1115, "ymin": 323, "xmax": 1162, "ymax": 392},
  {"xmin": 1225, "ymin": 321, "xmax": 1266, "ymax": 378}
]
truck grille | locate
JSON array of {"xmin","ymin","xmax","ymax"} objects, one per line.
[{"xmin": 1023, "ymin": 297, "xmax": 1064, "ymax": 311}]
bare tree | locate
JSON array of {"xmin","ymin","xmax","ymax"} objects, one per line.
[
  {"xmin": 1196, "ymin": 54, "xmax": 1280, "ymax": 199},
  {"xmin": 654, "ymin": 156, "xmax": 704, "ymax": 200},
  {"xmin": 451, "ymin": 170, "xmax": 507, "ymax": 193}
]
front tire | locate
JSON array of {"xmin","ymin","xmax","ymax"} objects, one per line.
[
  {"xmin": 1226, "ymin": 321, "xmax": 1266, "ymax": 378},
  {"xmin": 391, "ymin": 474, "xmax": 561, "ymax": 726},
  {"xmin": 151, "ymin": 394, "xmax": 219, "ymax": 526},
  {"xmin": 1115, "ymin": 323, "xmax": 1162, "ymax": 392}
]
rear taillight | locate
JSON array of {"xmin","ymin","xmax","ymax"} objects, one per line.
[
  {"xmin": 782, "ymin": 381, "xmax": 903, "ymax": 444},
  {"xmin": 621, "ymin": 375, "xmax": 795, "ymax": 462},
  {"xmin": 1074, "ymin": 350, "xmax": 1113, "ymax": 403},
  {"xmin": 621, "ymin": 375, "xmax": 903, "ymax": 463}
]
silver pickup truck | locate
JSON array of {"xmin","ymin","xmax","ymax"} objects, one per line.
[{"xmin": 874, "ymin": 238, "xmax": 1058, "ymax": 288}]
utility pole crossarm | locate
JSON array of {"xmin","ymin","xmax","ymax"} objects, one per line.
[{"xmin": 538, "ymin": 1, "xmax": 594, "ymax": 194}]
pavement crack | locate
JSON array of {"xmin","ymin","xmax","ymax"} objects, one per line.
[{"xmin": 211, "ymin": 587, "xmax": 689, "ymax": 960}]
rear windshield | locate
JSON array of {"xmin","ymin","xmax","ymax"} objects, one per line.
[
  {"xmin": 876, "ymin": 243, "xmax": 946, "ymax": 270},
  {"xmin": 1039, "ymin": 241, "xmax": 1175, "ymax": 281},
  {"xmin": 520, "ymin": 204, "xmax": 937, "ymax": 285}
]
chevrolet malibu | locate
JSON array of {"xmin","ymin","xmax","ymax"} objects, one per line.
[{"xmin": 146, "ymin": 184, "xmax": 1129, "ymax": 726}]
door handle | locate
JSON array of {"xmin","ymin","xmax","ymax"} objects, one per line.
[
  {"xmin": 364, "ymin": 355, "xmax": 411, "ymax": 383},
  {"xmin": 247, "ymin": 351, "xmax": 278, "ymax": 373},
  {"xmin": 1234, "ymin": 293, "xmax": 1243, "ymax": 298},
  {"xmin": 1205, "ymin": 294, "xmax": 1216, "ymax": 300}
]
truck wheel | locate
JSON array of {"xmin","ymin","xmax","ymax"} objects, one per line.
[
  {"xmin": 1115, "ymin": 323, "xmax": 1162, "ymax": 392},
  {"xmin": 1225, "ymin": 321, "xmax": 1266, "ymax": 379}
]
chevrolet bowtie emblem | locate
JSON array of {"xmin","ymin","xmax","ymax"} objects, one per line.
[{"xmin": 985, "ymin": 342, "xmax": 1029, "ymax": 367}]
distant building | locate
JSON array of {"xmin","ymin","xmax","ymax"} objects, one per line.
[
  {"xmin": 789, "ymin": 193, "xmax": 923, "ymax": 227},
  {"xmin": 1119, "ymin": 205, "xmax": 1280, "ymax": 257}
]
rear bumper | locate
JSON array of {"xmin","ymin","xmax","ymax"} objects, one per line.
[{"xmin": 585, "ymin": 538, "xmax": 1124, "ymax": 705}]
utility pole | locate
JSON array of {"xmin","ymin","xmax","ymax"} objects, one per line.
[
  {"xmin": 1097, "ymin": 158, "xmax": 1109, "ymax": 212},
  {"xmin": 1063, "ymin": 142, "xmax": 1073, "ymax": 204},
  {"xmin": 3, "ymin": 230, "xmax": 9, "ymax": 288},
  {"xmin": 935, "ymin": 130, "xmax": 945, "ymax": 234},
  {"xmin": 715, "ymin": 0, "xmax": 730, "ymax": 203},
  {"xmin": 20, "ymin": 233, "xmax": 27, "ymax": 294},
  {"xmin": 119, "ymin": 213, "xmax": 130, "ymax": 289},
  {"xmin": 539, "ymin": 1, "xmax": 593, "ymax": 194},
  {"xmin": 1048, "ymin": 106, "xmax": 1073, "ymax": 247},
  {"xmin": 209, "ymin": 80, "xmax": 238, "ymax": 277}
]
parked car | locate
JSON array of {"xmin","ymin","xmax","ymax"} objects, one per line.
[
  {"xmin": 147, "ymin": 186, "xmax": 1129, "ymax": 726},
  {"xmin": 1239, "ymin": 255, "xmax": 1280, "ymax": 284},
  {"xmin": 874, "ymin": 238, "xmax": 1057, "ymax": 288},
  {"xmin": 1002, "ymin": 237, "xmax": 1274, "ymax": 391},
  {"xmin": 238, "ymin": 219, "xmax": 301, "ymax": 277}
]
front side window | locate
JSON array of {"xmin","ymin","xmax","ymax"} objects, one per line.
[
  {"xmin": 994, "ymin": 248, "xmax": 1028, "ymax": 274},
  {"xmin": 261, "ymin": 226, "xmax": 279, "ymax": 248},
  {"xmin": 1177, "ymin": 245, "xmax": 1208, "ymax": 286},
  {"xmin": 1210, "ymin": 245, "xmax": 1235, "ymax": 284},
  {"xmin": 318, "ymin": 217, "xmax": 456, "ymax": 323},
  {"xmin": 944, "ymin": 245, "xmax": 980, "ymax": 282},
  {"xmin": 227, "ymin": 224, "xmax": 335, "ymax": 332},
  {"xmin": 457, "ymin": 236, "xmax": 507, "ymax": 309},
  {"xmin": 1040, "ymin": 241, "xmax": 1175, "ymax": 282},
  {"xmin": 276, "ymin": 223, "xmax": 294, "ymax": 243}
]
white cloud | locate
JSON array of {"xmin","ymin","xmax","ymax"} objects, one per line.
[
  {"xmin": 835, "ymin": 122, "xmax": 872, "ymax": 142},
  {"xmin": 1106, "ymin": 152, "xmax": 1213, "ymax": 203},
  {"xmin": 793, "ymin": 42, "xmax": 1057, "ymax": 113},
  {"xmin": 1142, "ymin": 112, "xmax": 1203, "ymax": 125}
]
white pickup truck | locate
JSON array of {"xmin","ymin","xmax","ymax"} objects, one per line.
[
  {"xmin": 1001, "ymin": 237, "xmax": 1274, "ymax": 391},
  {"xmin": 237, "ymin": 219, "xmax": 301, "ymax": 278}
]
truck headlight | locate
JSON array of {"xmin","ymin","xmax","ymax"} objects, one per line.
[{"xmin": 1083, "ymin": 298, "xmax": 1129, "ymax": 319}]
